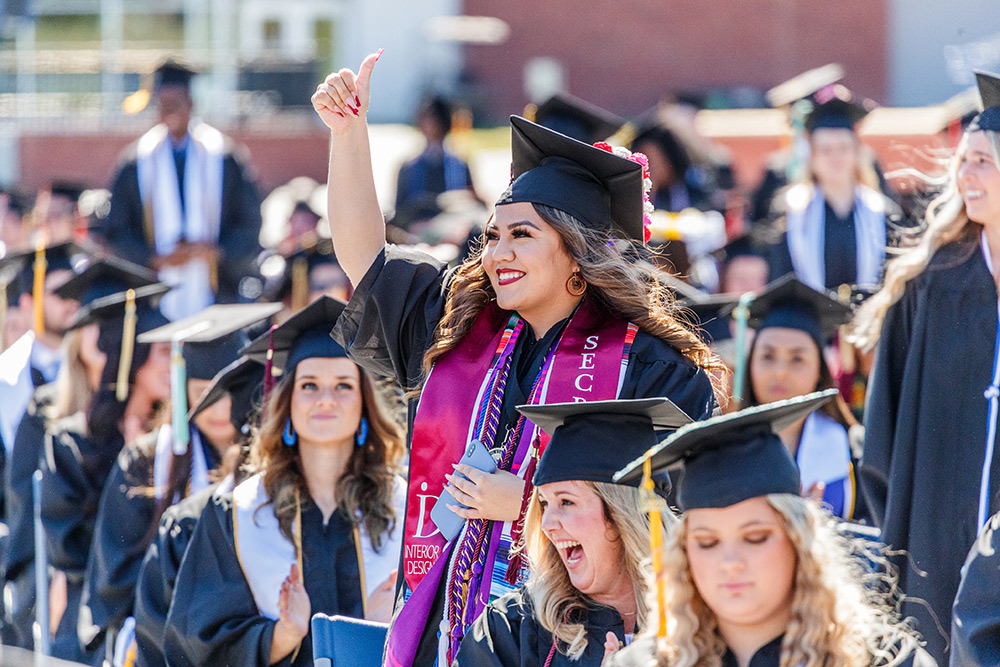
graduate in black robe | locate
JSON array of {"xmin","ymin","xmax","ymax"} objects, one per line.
[
  {"xmin": 163, "ymin": 298, "xmax": 405, "ymax": 667},
  {"xmin": 78, "ymin": 307, "xmax": 273, "ymax": 659},
  {"xmin": 133, "ymin": 356, "xmax": 262, "ymax": 667},
  {"xmin": 99, "ymin": 61, "xmax": 262, "ymax": 315}
]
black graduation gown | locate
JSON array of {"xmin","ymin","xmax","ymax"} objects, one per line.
[
  {"xmin": 860, "ymin": 230, "xmax": 1000, "ymax": 662},
  {"xmin": 162, "ymin": 489, "xmax": 365, "ymax": 667},
  {"xmin": 453, "ymin": 587, "xmax": 627, "ymax": 667},
  {"xmin": 1, "ymin": 383, "xmax": 55, "ymax": 648},
  {"xmin": 79, "ymin": 431, "xmax": 221, "ymax": 655},
  {"xmin": 332, "ymin": 246, "xmax": 718, "ymax": 665},
  {"xmin": 99, "ymin": 139, "xmax": 263, "ymax": 305},
  {"xmin": 133, "ymin": 482, "xmax": 220, "ymax": 667},
  {"xmin": 608, "ymin": 633, "xmax": 938, "ymax": 667},
  {"xmin": 40, "ymin": 418, "xmax": 124, "ymax": 661},
  {"xmin": 951, "ymin": 509, "xmax": 1000, "ymax": 666}
]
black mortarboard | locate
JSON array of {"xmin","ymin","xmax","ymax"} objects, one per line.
[
  {"xmin": 138, "ymin": 303, "xmax": 281, "ymax": 379},
  {"xmin": 242, "ymin": 295, "xmax": 348, "ymax": 374},
  {"xmin": 154, "ymin": 60, "xmax": 197, "ymax": 91},
  {"xmin": 48, "ymin": 181, "xmax": 85, "ymax": 202},
  {"xmin": 4, "ymin": 240, "xmax": 91, "ymax": 306},
  {"xmin": 805, "ymin": 96, "xmax": 871, "ymax": 133},
  {"xmin": 497, "ymin": 116, "xmax": 645, "ymax": 242},
  {"xmin": 614, "ymin": 390, "xmax": 837, "ymax": 510},
  {"xmin": 679, "ymin": 293, "xmax": 736, "ymax": 345},
  {"xmin": 517, "ymin": 398, "xmax": 692, "ymax": 497},
  {"xmin": 970, "ymin": 70, "xmax": 1000, "ymax": 133},
  {"xmin": 765, "ymin": 63, "xmax": 844, "ymax": 108},
  {"xmin": 261, "ymin": 238, "xmax": 343, "ymax": 307},
  {"xmin": 69, "ymin": 283, "xmax": 171, "ymax": 331},
  {"xmin": 53, "ymin": 256, "xmax": 160, "ymax": 307},
  {"xmin": 730, "ymin": 275, "xmax": 852, "ymax": 345},
  {"xmin": 530, "ymin": 93, "xmax": 625, "ymax": 144},
  {"xmin": 188, "ymin": 356, "xmax": 265, "ymax": 433},
  {"xmin": 711, "ymin": 232, "xmax": 769, "ymax": 265}
]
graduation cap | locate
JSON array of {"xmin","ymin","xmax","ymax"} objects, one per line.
[
  {"xmin": 242, "ymin": 296, "xmax": 349, "ymax": 392},
  {"xmin": 53, "ymin": 256, "xmax": 160, "ymax": 307},
  {"xmin": 48, "ymin": 181, "xmax": 85, "ymax": 203},
  {"xmin": 3, "ymin": 240, "xmax": 91, "ymax": 335},
  {"xmin": 614, "ymin": 390, "xmax": 837, "ymax": 510},
  {"xmin": 528, "ymin": 93, "xmax": 625, "ymax": 144},
  {"xmin": 766, "ymin": 64, "xmax": 844, "ymax": 108},
  {"xmin": 517, "ymin": 398, "xmax": 691, "ymax": 497},
  {"xmin": 154, "ymin": 60, "xmax": 197, "ymax": 91},
  {"xmin": 678, "ymin": 293, "xmax": 736, "ymax": 345},
  {"xmin": 805, "ymin": 96, "xmax": 871, "ymax": 133},
  {"xmin": 969, "ymin": 71, "xmax": 1000, "ymax": 133},
  {"xmin": 188, "ymin": 356, "xmax": 265, "ymax": 433},
  {"xmin": 729, "ymin": 274, "xmax": 852, "ymax": 345},
  {"xmin": 261, "ymin": 238, "xmax": 344, "ymax": 310},
  {"xmin": 497, "ymin": 115, "xmax": 645, "ymax": 242},
  {"xmin": 711, "ymin": 231, "xmax": 770, "ymax": 265},
  {"xmin": 70, "ymin": 283, "xmax": 170, "ymax": 331}
]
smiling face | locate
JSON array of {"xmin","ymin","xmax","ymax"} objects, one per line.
[
  {"xmin": 537, "ymin": 480, "xmax": 632, "ymax": 604},
  {"xmin": 289, "ymin": 356, "xmax": 363, "ymax": 448},
  {"xmin": 482, "ymin": 202, "xmax": 581, "ymax": 334},
  {"xmin": 685, "ymin": 497, "xmax": 797, "ymax": 636},
  {"xmin": 958, "ymin": 131, "xmax": 1000, "ymax": 227},
  {"xmin": 749, "ymin": 327, "xmax": 822, "ymax": 404}
]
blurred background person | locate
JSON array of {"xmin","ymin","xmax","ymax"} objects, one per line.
[{"xmin": 100, "ymin": 60, "xmax": 263, "ymax": 321}]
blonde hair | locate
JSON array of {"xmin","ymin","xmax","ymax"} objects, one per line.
[
  {"xmin": 421, "ymin": 205, "xmax": 727, "ymax": 399},
  {"xmin": 249, "ymin": 364, "xmax": 405, "ymax": 549},
  {"xmin": 851, "ymin": 129, "xmax": 1000, "ymax": 350},
  {"xmin": 522, "ymin": 481, "xmax": 676, "ymax": 661},
  {"xmin": 48, "ymin": 327, "xmax": 99, "ymax": 421},
  {"xmin": 649, "ymin": 495, "xmax": 921, "ymax": 667}
]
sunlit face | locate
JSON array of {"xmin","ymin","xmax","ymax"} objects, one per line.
[
  {"xmin": 78, "ymin": 323, "xmax": 106, "ymax": 388},
  {"xmin": 809, "ymin": 128, "xmax": 859, "ymax": 187},
  {"xmin": 134, "ymin": 341, "xmax": 172, "ymax": 403},
  {"xmin": 537, "ymin": 481, "xmax": 631, "ymax": 604},
  {"xmin": 685, "ymin": 497, "xmax": 797, "ymax": 632},
  {"xmin": 749, "ymin": 327, "xmax": 821, "ymax": 404},
  {"xmin": 958, "ymin": 131, "xmax": 1000, "ymax": 227},
  {"xmin": 482, "ymin": 202, "xmax": 579, "ymax": 330},
  {"xmin": 289, "ymin": 357, "xmax": 363, "ymax": 448},
  {"xmin": 188, "ymin": 378, "xmax": 235, "ymax": 451}
]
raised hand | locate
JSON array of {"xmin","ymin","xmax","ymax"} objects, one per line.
[{"xmin": 312, "ymin": 50, "xmax": 383, "ymax": 134}]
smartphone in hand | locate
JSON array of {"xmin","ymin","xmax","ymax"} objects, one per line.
[{"xmin": 429, "ymin": 439, "xmax": 498, "ymax": 542}]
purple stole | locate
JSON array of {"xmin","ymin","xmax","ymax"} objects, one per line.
[{"xmin": 387, "ymin": 297, "xmax": 635, "ymax": 666}]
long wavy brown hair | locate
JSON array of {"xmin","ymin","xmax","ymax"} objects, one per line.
[
  {"xmin": 647, "ymin": 495, "xmax": 922, "ymax": 667},
  {"xmin": 249, "ymin": 364, "xmax": 405, "ymax": 549},
  {"xmin": 422, "ymin": 204, "xmax": 727, "ymax": 397}
]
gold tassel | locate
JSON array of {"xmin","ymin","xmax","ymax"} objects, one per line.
[
  {"xmin": 290, "ymin": 257, "xmax": 309, "ymax": 312},
  {"xmin": 641, "ymin": 457, "xmax": 668, "ymax": 639},
  {"xmin": 32, "ymin": 237, "xmax": 46, "ymax": 335},
  {"xmin": 116, "ymin": 289, "xmax": 137, "ymax": 402}
]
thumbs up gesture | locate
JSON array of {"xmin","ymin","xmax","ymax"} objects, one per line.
[{"xmin": 312, "ymin": 50, "xmax": 383, "ymax": 133}]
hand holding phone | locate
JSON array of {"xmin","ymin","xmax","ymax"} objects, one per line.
[{"xmin": 430, "ymin": 439, "xmax": 497, "ymax": 542}]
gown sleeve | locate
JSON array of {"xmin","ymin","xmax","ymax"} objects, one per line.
[
  {"xmin": 3, "ymin": 402, "xmax": 46, "ymax": 580},
  {"xmin": 950, "ymin": 511, "xmax": 1000, "ymax": 666},
  {"xmin": 331, "ymin": 245, "xmax": 450, "ymax": 390},
  {"xmin": 101, "ymin": 156, "xmax": 152, "ymax": 266},
  {"xmin": 78, "ymin": 446, "xmax": 157, "ymax": 651},
  {"xmin": 163, "ymin": 492, "xmax": 287, "ymax": 667},
  {"xmin": 858, "ymin": 280, "xmax": 918, "ymax": 527},
  {"xmin": 621, "ymin": 332, "xmax": 718, "ymax": 421},
  {"xmin": 453, "ymin": 590, "xmax": 536, "ymax": 667},
  {"xmin": 134, "ymin": 485, "xmax": 214, "ymax": 667}
]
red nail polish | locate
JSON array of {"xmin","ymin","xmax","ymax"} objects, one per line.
[
  {"xmin": 355, "ymin": 95, "xmax": 361, "ymax": 107},
  {"xmin": 347, "ymin": 103, "xmax": 358, "ymax": 114},
  {"xmin": 375, "ymin": 48, "xmax": 384, "ymax": 61},
  {"xmin": 351, "ymin": 107, "xmax": 360, "ymax": 117}
]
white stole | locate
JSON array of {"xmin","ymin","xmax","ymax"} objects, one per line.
[
  {"xmin": 135, "ymin": 121, "xmax": 225, "ymax": 320},
  {"xmin": 796, "ymin": 411, "xmax": 851, "ymax": 493},
  {"xmin": 0, "ymin": 332, "xmax": 36, "ymax": 454},
  {"xmin": 151, "ymin": 423, "xmax": 211, "ymax": 502},
  {"xmin": 232, "ymin": 472, "xmax": 406, "ymax": 620},
  {"xmin": 785, "ymin": 184, "xmax": 886, "ymax": 290}
]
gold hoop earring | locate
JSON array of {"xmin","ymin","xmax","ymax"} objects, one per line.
[{"xmin": 566, "ymin": 271, "xmax": 587, "ymax": 297}]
